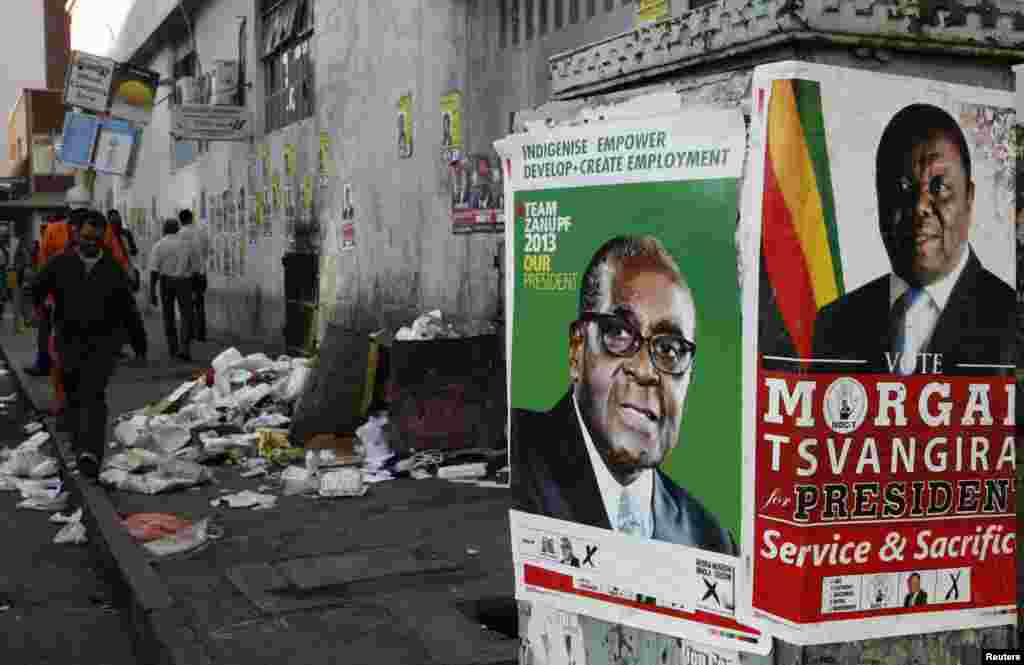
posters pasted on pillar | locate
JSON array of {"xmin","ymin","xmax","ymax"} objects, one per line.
[
  {"xmin": 496, "ymin": 101, "xmax": 769, "ymax": 660},
  {"xmin": 441, "ymin": 91, "xmax": 463, "ymax": 162},
  {"xmin": 451, "ymin": 153, "xmax": 505, "ymax": 234},
  {"xmin": 739, "ymin": 61, "xmax": 1017, "ymax": 645},
  {"xmin": 399, "ymin": 93, "xmax": 414, "ymax": 159}
]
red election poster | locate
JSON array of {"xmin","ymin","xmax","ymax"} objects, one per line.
[{"xmin": 739, "ymin": 62, "xmax": 1017, "ymax": 644}]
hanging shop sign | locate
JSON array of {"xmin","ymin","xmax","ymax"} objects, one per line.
[
  {"xmin": 740, "ymin": 61, "xmax": 1017, "ymax": 644},
  {"xmin": 109, "ymin": 62, "xmax": 160, "ymax": 125},
  {"xmin": 496, "ymin": 101, "xmax": 767, "ymax": 656},
  {"xmin": 93, "ymin": 118, "xmax": 138, "ymax": 176},
  {"xmin": 64, "ymin": 51, "xmax": 116, "ymax": 113},
  {"xmin": 451, "ymin": 153, "xmax": 504, "ymax": 234},
  {"xmin": 170, "ymin": 105, "xmax": 254, "ymax": 141},
  {"xmin": 58, "ymin": 111, "xmax": 101, "ymax": 169}
]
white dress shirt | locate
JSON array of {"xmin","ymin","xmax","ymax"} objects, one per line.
[
  {"xmin": 178, "ymin": 223, "xmax": 210, "ymax": 276},
  {"xmin": 149, "ymin": 233, "xmax": 195, "ymax": 279},
  {"xmin": 889, "ymin": 246, "xmax": 969, "ymax": 373},
  {"xmin": 572, "ymin": 392, "xmax": 654, "ymax": 538}
]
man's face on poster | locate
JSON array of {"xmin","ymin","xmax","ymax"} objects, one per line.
[
  {"xmin": 571, "ymin": 256, "xmax": 696, "ymax": 475},
  {"xmin": 881, "ymin": 130, "xmax": 975, "ymax": 287},
  {"xmin": 907, "ymin": 574, "xmax": 921, "ymax": 594}
]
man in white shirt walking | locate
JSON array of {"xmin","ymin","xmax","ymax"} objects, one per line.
[
  {"xmin": 177, "ymin": 209, "xmax": 210, "ymax": 342},
  {"xmin": 149, "ymin": 218, "xmax": 195, "ymax": 361}
]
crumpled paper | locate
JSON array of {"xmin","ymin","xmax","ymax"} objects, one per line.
[
  {"xmin": 54, "ymin": 521, "xmax": 87, "ymax": 545},
  {"xmin": 1, "ymin": 449, "xmax": 57, "ymax": 478},
  {"xmin": 99, "ymin": 459, "xmax": 212, "ymax": 495},
  {"xmin": 210, "ymin": 490, "xmax": 277, "ymax": 510},
  {"xmin": 106, "ymin": 448, "xmax": 164, "ymax": 472},
  {"xmin": 356, "ymin": 414, "xmax": 393, "ymax": 471},
  {"xmin": 318, "ymin": 468, "xmax": 366, "ymax": 498},
  {"xmin": 19, "ymin": 492, "xmax": 69, "ymax": 511},
  {"xmin": 243, "ymin": 413, "xmax": 291, "ymax": 433},
  {"xmin": 200, "ymin": 431, "xmax": 258, "ymax": 455}
]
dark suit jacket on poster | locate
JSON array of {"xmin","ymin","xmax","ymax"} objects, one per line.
[
  {"xmin": 904, "ymin": 590, "xmax": 927, "ymax": 607},
  {"xmin": 512, "ymin": 392, "xmax": 738, "ymax": 556},
  {"xmin": 811, "ymin": 250, "xmax": 1015, "ymax": 375}
]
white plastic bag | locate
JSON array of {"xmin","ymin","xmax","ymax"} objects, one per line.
[
  {"xmin": 318, "ymin": 468, "xmax": 366, "ymax": 498},
  {"xmin": 210, "ymin": 491, "xmax": 277, "ymax": 510},
  {"xmin": 143, "ymin": 518, "xmax": 210, "ymax": 557},
  {"xmin": 114, "ymin": 415, "xmax": 149, "ymax": 448},
  {"xmin": 54, "ymin": 521, "xmax": 87, "ymax": 545},
  {"xmin": 50, "ymin": 508, "xmax": 83, "ymax": 524},
  {"xmin": 147, "ymin": 423, "xmax": 192, "ymax": 455},
  {"xmin": 243, "ymin": 413, "xmax": 291, "ymax": 432},
  {"xmin": 356, "ymin": 414, "xmax": 393, "ymax": 469},
  {"xmin": 28, "ymin": 458, "xmax": 59, "ymax": 479},
  {"xmin": 18, "ymin": 492, "xmax": 68, "ymax": 511},
  {"xmin": 212, "ymin": 348, "xmax": 244, "ymax": 398},
  {"xmin": 281, "ymin": 465, "xmax": 318, "ymax": 496},
  {"xmin": 280, "ymin": 365, "xmax": 312, "ymax": 402}
]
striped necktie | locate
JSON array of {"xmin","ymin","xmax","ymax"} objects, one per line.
[
  {"xmin": 891, "ymin": 287, "xmax": 925, "ymax": 375},
  {"xmin": 616, "ymin": 490, "xmax": 645, "ymax": 537}
]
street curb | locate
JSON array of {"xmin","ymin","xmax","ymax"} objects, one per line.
[{"xmin": 7, "ymin": 356, "xmax": 211, "ymax": 665}]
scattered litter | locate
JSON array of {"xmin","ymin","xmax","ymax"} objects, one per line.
[
  {"xmin": 19, "ymin": 431, "xmax": 51, "ymax": 451},
  {"xmin": 29, "ymin": 458, "xmax": 58, "ymax": 478},
  {"xmin": 23, "ymin": 422, "xmax": 43, "ymax": 435},
  {"xmin": 0, "ymin": 393, "xmax": 17, "ymax": 403},
  {"xmin": 1, "ymin": 449, "xmax": 57, "ymax": 478},
  {"xmin": 143, "ymin": 519, "xmax": 212, "ymax": 557},
  {"xmin": 437, "ymin": 462, "xmax": 488, "ymax": 480},
  {"xmin": 105, "ymin": 448, "xmax": 164, "ymax": 472},
  {"xmin": 241, "ymin": 467, "xmax": 267, "ymax": 478},
  {"xmin": 281, "ymin": 466, "xmax": 318, "ymax": 496},
  {"xmin": 210, "ymin": 490, "xmax": 277, "ymax": 510},
  {"xmin": 53, "ymin": 509, "xmax": 87, "ymax": 545},
  {"xmin": 466, "ymin": 547, "xmax": 480, "ymax": 556},
  {"xmin": 50, "ymin": 508, "xmax": 83, "ymax": 524},
  {"xmin": 18, "ymin": 492, "xmax": 69, "ymax": 512},
  {"xmin": 318, "ymin": 468, "xmax": 366, "ymax": 498},
  {"xmin": 122, "ymin": 513, "xmax": 194, "ymax": 542},
  {"xmin": 243, "ymin": 413, "xmax": 290, "ymax": 432}
]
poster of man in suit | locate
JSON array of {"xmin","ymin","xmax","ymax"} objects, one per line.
[
  {"xmin": 498, "ymin": 105, "xmax": 763, "ymax": 658},
  {"xmin": 742, "ymin": 61, "xmax": 1015, "ymax": 644}
]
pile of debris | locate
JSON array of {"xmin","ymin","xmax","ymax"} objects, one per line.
[
  {"xmin": 101, "ymin": 347, "xmax": 313, "ymax": 495},
  {"xmin": 394, "ymin": 310, "xmax": 496, "ymax": 341},
  {"xmin": 0, "ymin": 424, "xmax": 87, "ymax": 545},
  {"xmin": 100, "ymin": 342, "xmax": 509, "ymax": 504}
]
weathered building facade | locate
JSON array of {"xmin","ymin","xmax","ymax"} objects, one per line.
[{"xmin": 89, "ymin": 0, "xmax": 1019, "ymax": 663}]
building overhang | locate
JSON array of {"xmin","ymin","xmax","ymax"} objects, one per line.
[
  {"xmin": 549, "ymin": 0, "xmax": 1024, "ymax": 100},
  {"xmin": 110, "ymin": 0, "xmax": 206, "ymax": 67}
]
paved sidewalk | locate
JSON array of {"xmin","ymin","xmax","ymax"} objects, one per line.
[{"xmin": 1, "ymin": 311, "xmax": 519, "ymax": 665}]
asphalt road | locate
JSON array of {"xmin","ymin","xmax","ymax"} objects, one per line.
[{"xmin": 0, "ymin": 350, "xmax": 137, "ymax": 665}]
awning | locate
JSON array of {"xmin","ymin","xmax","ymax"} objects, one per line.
[{"xmin": 0, "ymin": 192, "xmax": 67, "ymax": 211}]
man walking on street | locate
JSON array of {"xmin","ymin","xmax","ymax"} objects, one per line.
[
  {"xmin": 31, "ymin": 210, "xmax": 147, "ymax": 478},
  {"xmin": 149, "ymin": 218, "xmax": 195, "ymax": 361},
  {"xmin": 177, "ymin": 209, "xmax": 209, "ymax": 342}
]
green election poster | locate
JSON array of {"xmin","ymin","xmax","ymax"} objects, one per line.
[{"xmin": 498, "ymin": 106, "xmax": 767, "ymax": 655}]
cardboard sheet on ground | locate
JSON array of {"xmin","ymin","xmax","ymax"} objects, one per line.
[
  {"xmin": 497, "ymin": 101, "xmax": 765, "ymax": 656},
  {"xmin": 739, "ymin": 61, "xmax": 1017, "ymax": 644}
]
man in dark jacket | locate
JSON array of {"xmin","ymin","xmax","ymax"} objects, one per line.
[{"xmin": 32, "ymin": 210, "xmax": 147, "ymax": 477}]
